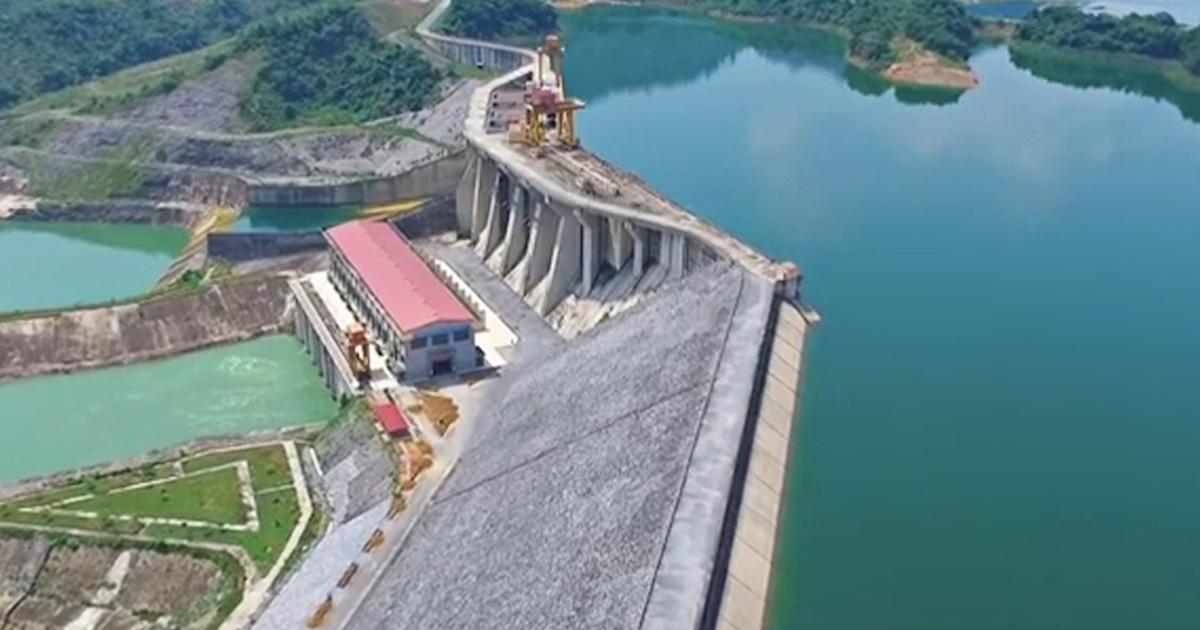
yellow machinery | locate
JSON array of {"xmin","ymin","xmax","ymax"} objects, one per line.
[
  {"xmin": 520, "ymin": 34, "xmax": 585, "ymax": 150},
  {"xmin": 363, "ymin": 528, "xmax": 385, "ymax": 553},
  {"xmin": 388, "ymin": 493, "xmax": 407, "ymax": 519},
  {"xmin": 306, "ymin": 595, "xmax": 333, "ymax": 628},
  {"xmin": 337, "ymin": 563, "xmax": 360, "ymax": 589},
  {"xmin": 345, "ymin": 323, "xmax": 370, "ymax": 381}
]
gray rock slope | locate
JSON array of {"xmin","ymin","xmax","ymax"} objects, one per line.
[{"xmin": 349, "ymin": 262, "xmax": 772, "ymax": 630}]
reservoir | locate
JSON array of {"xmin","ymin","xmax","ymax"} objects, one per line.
[
  {"xmin": 233, "ymin": 204, "xmax": 365, "ymax": 232},
  {"xmin": 0, "ymin": 221, "xmax": 186, "ymax": 313},
  {"xmin": 562, "ymin": 7, "xmax": 1200, "ymax": 630},
  {"xmin": 0, "ymin": 335, "xmax": 337, "ymax": 485}
]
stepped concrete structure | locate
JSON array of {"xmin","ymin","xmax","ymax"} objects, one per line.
[{"xmin": 293, "ymin": 7, "xmax": 819, "ymax": 630}]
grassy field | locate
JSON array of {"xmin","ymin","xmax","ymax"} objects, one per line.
[
  {"xmin": 144, "ymin": 485, "xmax": 301, "ymax": 571},
  {"xmin": 2, "ymin": 462, "xmax": 178, "ymax": 510},
  {"xmin": 68, "ymin": 466, "xmax": 247, "ymax": 525},
  {"xmin": 0, "ymin": 443, "xmax": 307, "ymax": 573},
  {"xmin": 183, "ymin": 444, "xmax": 292, "ymax": 491},
  {"xmin": 0, "ymin": 508, "xmax": 146, "ymax": 534},
  {"xmin": 148, "ymin": 444, "xmax": 303, "ymax": 571}
]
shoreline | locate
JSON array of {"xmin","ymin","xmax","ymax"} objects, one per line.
[
  {"xmin": 553, "ymin": 0, "xmax": 981, "ymax": 89},
  {"xmin": 1010, "ymin": 40, "xmax": 1200, "ymax": 93}
]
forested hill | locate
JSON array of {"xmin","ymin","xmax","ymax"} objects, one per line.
[
  {"xmin": 1016, "ymin": 6, "xmax": 1200, "ymax": 77},
  {"xmin": 673, "ymin": 0, "xmax": 977, "ymax": 65},
  {"xmin": 238, "ymin": 5, "xmax": 443, "ymax": 130},
  {"xmin": 0, "ymin": 0, "xmax": 320, "ymax": 110},
  {"xmin": 443, "ymin": 0, "xmax": 558, "ymax": 41}
]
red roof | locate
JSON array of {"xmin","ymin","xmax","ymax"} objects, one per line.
[
  {"xmin": 372, "ymin": 401, "xmax": 409, "ymax": 436},
  {"xmin": 325, "ymin": 220, "xmax": 473, "ymax": 335}
]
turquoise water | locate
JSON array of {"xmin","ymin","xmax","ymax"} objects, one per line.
[
  {"xmin": 563, "ymin": 7, "xmax": 1200, "ymax": 629},
  {"xmin": 0, "ymin": 221, "xmax": 186, "ymax": 313},
  {"xmin": 232, "ymin": 204, "xmax": 364, "ymax": 232},
  {"xmin": 0, "ymin": 335, "xmax": 337, "ymax": 485}
]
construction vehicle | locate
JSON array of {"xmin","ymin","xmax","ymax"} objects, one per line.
[
  {"xmin": 513, "ymin": 34, "xmax": 585, "ymax": 152},
  {"xmin": 345, "ymin": 322, "xmax": 370, "ymax": 382}
]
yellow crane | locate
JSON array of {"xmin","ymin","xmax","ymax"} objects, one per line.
[{"xmin": 519, "ymin": 34, "xmax": 585, "ymax": 151}]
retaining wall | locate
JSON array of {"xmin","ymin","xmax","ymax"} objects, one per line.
[
  {"xmin": 247, "ymin": 150, "xmax": 469, "ymax": 206},
  {"xmin": 388, "ymin": 194, "xmax": 457, "ymax": 240},
  {"xmin": 12, "ymin": 200, "xmax": 203, "ymax": 228},
  {"xmin": 204, "ymin": 195, "xmax": 459, "ymax": 264},
  {"xmin": 138, "ymin": 169, "xmax": 249, "ymax": 207},
  {"xmin": 0, "ymin": 274, "xmax": 293, "ymax": 383},
  {"xmin": 206, "ymin": 232, "xmax": 329, "ymax": 262}
]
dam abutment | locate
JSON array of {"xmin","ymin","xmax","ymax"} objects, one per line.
[{"xmin": 245, "ymin": 151, "xmax": 470, "ymax": 207}]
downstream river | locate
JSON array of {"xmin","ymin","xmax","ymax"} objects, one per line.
[
  {"xmin": 0, "ymin": 335, "xmax": 337, "ymax": 485},
  {"xmin": 0, "ymin": 221, "xmax": 186, "ymax": 313},
  {"xmin": 561, "ymin": 7, "xmax": 1200, "ymax": 630}
]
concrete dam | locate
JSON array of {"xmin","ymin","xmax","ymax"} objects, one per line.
[{"xmin": 278, "ymin": 6, "xmax": 816, "ymax": 630}]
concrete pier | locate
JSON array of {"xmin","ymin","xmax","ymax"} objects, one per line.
[
  {"xmin": 289, "ymin": 278, "xmax": 359, "ymax": 400},
  {"xmin": 452, "ymin": 147, "xmax": 796, "ymax": 320}
]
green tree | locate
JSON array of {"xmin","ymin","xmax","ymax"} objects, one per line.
[
  {"xmin": 1018, "ymin": 6, "xmax": 1185, "ymax": 61},
  {"xmin": 443, "ymin": 0, "xmax": 557, "ymax": 41},
  {"xmin": 0, "ymin": 0, "xmax": 322, "ymax": 110},
  {"xmin": 672, "ymin": 0, "xmax": 976, "ymax": 64},
  {"xmin": 239, "ymin": 6, "xmax": 442, "ymax": 130}
]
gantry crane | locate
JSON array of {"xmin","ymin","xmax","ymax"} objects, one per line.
[{"xmin": 516, "ymin": 34, "xmax": 585, "ymax": 151}]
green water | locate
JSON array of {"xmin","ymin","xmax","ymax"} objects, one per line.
[
  {"xmin": 562, "ymin": 7, "xmax": 1200, "ymax": 630},
  {"xmin": 233, "ymin": 204, "xmax": 364, "ymax": 232},
  {"xmin": 0, "ymin": 335, "xmax": 337, "ymax": 485},
  {"xmin": 0, "ymin": 221, "xmax": 187, "ymax": 313}
]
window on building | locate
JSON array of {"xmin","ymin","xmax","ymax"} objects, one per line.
[
  {"xmin": 431, "ymin": 333, "xmax": 449, "ymax": 346},
  {"xmin": 453, "ymin": 329, "xmax": 470, "ymax": 342},
  {"xmin": 412, "ymin": 337, "xmax": 428, "ymax": 349}
]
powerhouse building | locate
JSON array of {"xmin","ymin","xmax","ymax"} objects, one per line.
[{"xmin": 325, "ymin": 220, "xmax": 478, "ymax": 381}]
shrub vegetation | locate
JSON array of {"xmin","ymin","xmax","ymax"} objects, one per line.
[
  {"xmin": 1017, "ymin": 6, "xmax": 1200, "ymax": 77},
  {"xmin": 238, "ymin": 5, "xmax": 442, "ymax": 130},
  {"xmin": 443, "ymin": 0, "xmax": 558, "ymax": 41},
  {"xmin": 0, "ymin": 0, "xmax": 320, "ymax": 109},
  {"xmin": 675, "ymin": 0, "xmax": 977, "ymax": 65}
]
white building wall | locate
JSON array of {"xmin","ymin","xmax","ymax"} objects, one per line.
[
  {"xmin": 404, "ymin": 322, "xmax": 476, "ymax": 381},
  {"xmin": 328, "ymin": 244, "xmax": 478, "ymax": 382}
]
